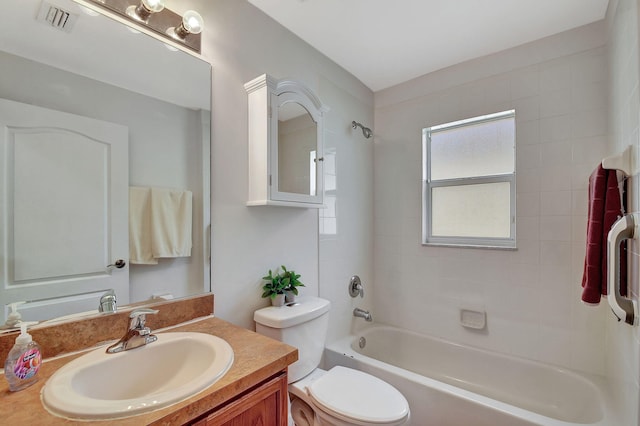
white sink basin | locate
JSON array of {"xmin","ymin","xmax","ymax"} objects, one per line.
[{"xmin": 42, "ymin": 332, "xmax": 234, "ymax": 420}]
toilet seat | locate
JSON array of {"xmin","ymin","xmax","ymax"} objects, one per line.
[{"xmin": 307, "ymin": 366, "xmax": 409, "ymax": 425}]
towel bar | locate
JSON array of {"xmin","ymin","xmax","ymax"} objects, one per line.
[
  {"xmin": 607, "ymin": 213, "xmax": 639, "ymax": 326},
  {"xmin": 602, "ymin": 145, "xmax": 633, "ymax": 176}
]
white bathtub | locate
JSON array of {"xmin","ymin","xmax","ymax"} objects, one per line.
[{"xmin": 324, "ymin": 325, "xmax": 611, "ymax": 426}]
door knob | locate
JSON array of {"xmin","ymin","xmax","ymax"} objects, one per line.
[{"xmin": 107, "ymin": 259, "xmax": 126, "ymax": 269}]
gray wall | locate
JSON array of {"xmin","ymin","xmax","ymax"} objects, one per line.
[{"xmin": 171, "ymin": 0, "xmax": 375, "ymax": 335}]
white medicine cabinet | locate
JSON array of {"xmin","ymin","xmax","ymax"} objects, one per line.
[{"xmin": 245, "ymin": 74, "xmax": 328, "ymax": 207}]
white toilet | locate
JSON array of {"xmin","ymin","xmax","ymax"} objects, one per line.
[{"xmin": 254, "ymin": 297, "xmax": 410, "ymax": 426}]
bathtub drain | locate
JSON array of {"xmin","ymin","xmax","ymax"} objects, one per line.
[{"xmin": 358, "ymin": 336, "xmax": 366, "ymax": 349}]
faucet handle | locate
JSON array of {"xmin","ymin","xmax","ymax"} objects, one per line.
[
  {"xmin": 129, "ymin": 308, "xmax": 159, "ymax": 330},
  {"xmin": 349, "ymin": 275, "xmax": 364, "ymax": 298}
]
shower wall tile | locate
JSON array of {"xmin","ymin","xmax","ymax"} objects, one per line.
[
  {"xmin": 374, "ymin": 21, "xmax": 608, "ymax": 376},
  {"xmin": 540, "ymin": 191, "xmax": 572, "ymax": 215},
  {"xmin": 540, "ymin": 89, "xmax": 572, "ymax": 118},
  {"xmin": 539, "ymin": 166, "xmax": 573, "ymax": 191},
  {"xmin": 539, "ymin": 216, "xmax": 572, "ymax": 241},
  {"xmin": 540, "ymin": 115, "xmax": 571, "ymax": 143},
  {"xmin": 517, "ymin": 192, "xmax": 541, "ymax": 216},
  {"xmin": 539, "ymin": 60, "xmax": 572, "ymax": 92},
  {"xmin": 516, "ymin": 119, "xmax": 540, "ymax": 145},
  {"xmin": 540, "ymin": 141, "xmax": 572, "ymax": 166}
]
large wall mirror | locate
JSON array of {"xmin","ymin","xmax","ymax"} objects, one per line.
[{"xmin": 0, "ymin": 0, "xmax": 211, "ymax": 324}]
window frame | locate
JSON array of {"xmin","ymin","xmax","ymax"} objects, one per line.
[{"xmin": 422, "ymin": 110, "xmax": 516, "ymax": 249}]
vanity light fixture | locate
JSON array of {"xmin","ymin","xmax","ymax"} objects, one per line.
[
  {"xmin": 83, "ymin": 0, "xmax": 203, "ymax": 53},
  {"xmin": 167, "ymin": 10, "xmax": 204, "ymax": 40}
]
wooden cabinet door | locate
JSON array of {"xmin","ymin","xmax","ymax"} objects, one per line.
[{"xmin": 195, "ymin": 372, "xmax": 288, "ymax": 426}]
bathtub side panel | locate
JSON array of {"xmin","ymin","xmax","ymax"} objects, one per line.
[{"xmin": 325, "ymin": 347, "xmax": 539, "ymax": 426}]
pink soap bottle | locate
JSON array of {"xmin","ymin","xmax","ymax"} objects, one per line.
[{"xmin": 4, "ymin": 322, "xmax": 42, "ymax": 391}]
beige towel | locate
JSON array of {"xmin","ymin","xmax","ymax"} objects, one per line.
[
  {"xmin": 129, "ymin": 187, "xmax": 157, "ymax": 264},
  {"xmin": 129, "ymin": 187, "xmax": 193, "ymax": 264},
  {"xmin": 149, "ymin": 187, "xmax": 193, "ymax": 258}
]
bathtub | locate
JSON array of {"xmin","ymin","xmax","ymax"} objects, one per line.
[{"xmin": 324, "ymin": 325, "xmax": 611, "ymax": 426}]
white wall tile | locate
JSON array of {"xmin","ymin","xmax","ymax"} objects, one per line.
[
  {"xmin": 516, "ymin": 119, "xmax": 540, "ymax": 145},
  {"xmin": 540, "ymin": 59, "xmax": 572, "ymax": 93},
  {"xmin": 540, "ymin": 191, "xmax": 572, "ymax": 216},
  {"xmin": 540, "ymin": 89, "xmax": 572, "ymax": 118},
  {"xmin": 513, "ymin": 96, "xmax": 540, "ymax": 122},
  {"xmin": 539, "ymin": 216, "xmax": 573, "ymax": 242},
  {"xmin": 374, "ymin": 21, "xmax": 609, "ymax": 376},
  {"xmin": 517, "ymin": 192, "xmax": 541, "ymax": 217},
  {"xmin": 539, "ymin": 166, "xmax": 573, "ymax": 191},
  {"xmin": 541, "ymin": 141, "xmax": 572, "ymax": 166},
  {"xmin": 539, "ymin": 115, "xmax": 571, "ymax": 143},
  {"xmin": 510, "ymin": 68, "xmax": 539, "ymax": 100}
]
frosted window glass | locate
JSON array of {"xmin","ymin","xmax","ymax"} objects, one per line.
[
  {"xmin": 431, "ymin": 182, "xmax": 511, "ymax": 238},
  {"xmin": 430, "ymin": 117, "xmax": 514, "ymax": 180}
]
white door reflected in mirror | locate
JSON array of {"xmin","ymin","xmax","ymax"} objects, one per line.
[{"xmin": 0, "ymin": 99, "xmax": 129, "ymax": 320}]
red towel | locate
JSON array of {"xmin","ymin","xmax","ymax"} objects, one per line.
[{"xmin": 581, "ymin": 165, "xmax": 627, "ymax": 304}]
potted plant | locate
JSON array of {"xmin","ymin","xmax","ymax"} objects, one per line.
[
  {"xmin": 281, "ymin": 265, "xmax": 305, "ymax": 303},
  {"xmin": 261, "ymin": 268, "xmax": 289, "ymax": 307}
]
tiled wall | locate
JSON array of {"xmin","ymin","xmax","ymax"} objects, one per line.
[
  {"xmin": 373, "ymin": 22, "xmax": 610, "ymax": 375},
  {"xmin": 606, "ymin": 0, "xmax": 640, "ymax": 424},
  {"xmin": 317, "ymin": 78, "xmax": 374, "ymax": 344}
]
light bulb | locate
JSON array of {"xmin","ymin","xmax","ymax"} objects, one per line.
[
  {"xmin": 127, "ymin": 0, "xmax": 165, "ymax": 22},
  {"xmin": 168, "ymin": 10, "xmax": 204, "ymax": 40},
  {"xmin": 182, "ymin": 10, "xmax": 203, "ymax": 34},
  {"xmin": 141, "ymin": 0, "xmax": 165, "ymax": 13}
]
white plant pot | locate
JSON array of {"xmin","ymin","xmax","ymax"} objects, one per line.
[
  {"xmin": 271, "ymin": 294, "xmax": 286, "ymax": 307},
  {"xmin": 285, "ymin": 291, "xmax": 296, "ymax": 303}
]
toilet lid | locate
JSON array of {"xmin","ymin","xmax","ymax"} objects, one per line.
[{"xmin": 307, "ymin": 366, "xmax": 409, "ymax": 424}]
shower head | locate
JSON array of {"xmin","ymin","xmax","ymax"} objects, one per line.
[{"xmin": 352, "ymin": 121, "xmax": 373, "ymax": 139}]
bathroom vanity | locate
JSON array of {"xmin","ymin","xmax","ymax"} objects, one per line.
[{"xmin": 0, "ymin": 296, "xmax": 297, "ymax": 425}]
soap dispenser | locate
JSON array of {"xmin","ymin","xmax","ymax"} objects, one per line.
[
  {"xmin": 4, "ymin": 302, "xmax": 23, "ymax": 328},
  {"xmin": 4, "ymin": 321, "xmax": 42, "ymax": 391}
]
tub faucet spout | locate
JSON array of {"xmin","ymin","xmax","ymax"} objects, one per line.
[{"xmin": 353, "ymin": 308, "xmax": 373, "ymax": 322}]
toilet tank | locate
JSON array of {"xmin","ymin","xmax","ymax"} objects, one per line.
[{"xmin": 254, "ymin": 297, "xmax": 331, "ymax": 383}]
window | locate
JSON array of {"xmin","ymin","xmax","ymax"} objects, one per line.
[{"xmin": 422, "ymin": 110, "xmax": 516, "ymax": 248}]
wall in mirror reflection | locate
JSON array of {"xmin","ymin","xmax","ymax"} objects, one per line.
[{"xmin": 278, "ymin": 104, "xmax": 317, "ymax": 196}]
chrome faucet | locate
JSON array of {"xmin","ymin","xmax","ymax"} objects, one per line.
[
  {"xmin": 353, "ymin": 308, "xmax": 373, "ymax": 322},
  {"xmin": 106, "ymin": 308, "xmax": 159, "ymax": 354},
  {"xmin": 98, "ymin": 289, "xmax": 117, "ymax": 313}
]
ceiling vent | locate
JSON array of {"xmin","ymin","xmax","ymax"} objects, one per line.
[{"xmin": 36, "ymin": 1, "xmax": 78, "ymax": 33}]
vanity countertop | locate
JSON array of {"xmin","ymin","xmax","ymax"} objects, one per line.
[{"xmin": 0, "ymin": 316, "xmax": 297, "ymax": 425}]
